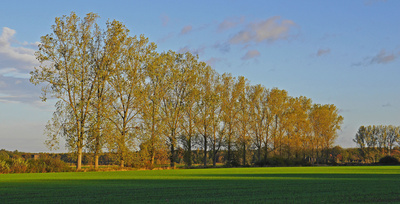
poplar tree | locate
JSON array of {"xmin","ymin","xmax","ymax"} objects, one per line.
[
  {"xmin": 195, "ymin": 66, "xmax": 217, "ymax": 166},
  {"xmin": 141, "ymin": 52, "xmax": 169, "ymax": 166},
  {"xmin": 31, "ymin": 12, "xmax": 102, "ymax": 169},
  {"xmin": 248, "ymin": 84, "xmax": 268, "ymax": 163},
  {"xmin": 219, "ymin": 73, "xmax": 240, "ymax": 166},
  {"xmin": 235, "ymin": 76, "xmax": 250, "ymax": 166}
]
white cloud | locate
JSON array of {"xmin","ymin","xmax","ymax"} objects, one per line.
[
  {"xmin": 230, "ymin": 16, "xmax": 297, "ymax": 45},
  {"xmin": 180, "ymin": 25, "xmax": 192, "ymax": 35},
  {"xmin": 241, "ymin": 50, "xmax": 260, "ymax": 60},
  {"xmin": 0, "ymin": 27, "xmax": 42, "ymax": 105},
  {"xmin": 0, "ymin": 27, "xmax": 38, "ymax": 72}
]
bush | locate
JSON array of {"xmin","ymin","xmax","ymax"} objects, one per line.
[
  {"xmin": 29, "ymin": 156, "xmax": 73, "ymax": 173},
  {"xmin": 0, "ymin": 151, "xmax": 10, "ymax": 160},
  {"xmin": 10, "ymin": 158, "xmax": 29, "ymax": 173},
  {"xmin": 379, "ymin": 156, "xmax": 399, "ymax": 165},
  {"xmin": 0, "ymin": 160, "xmax": 10, "ymax": 173}
]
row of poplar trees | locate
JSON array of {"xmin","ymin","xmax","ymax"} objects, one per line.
[
  {"xmin": 30, "ymin": 13, "xmax": 343, "ymax": 169},
  {"xmin": 354, "ymin": 125, "xmax": 400, "ymax": 163}
]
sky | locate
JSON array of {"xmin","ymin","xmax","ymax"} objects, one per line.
[{"xmin": 1, "ymin": 0, "xmax": 399, "ymax": 153}]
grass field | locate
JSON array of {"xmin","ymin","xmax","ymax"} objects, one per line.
[{"xmin": 1, "ymin": 166, "xmax": 399, "ymax": 203}]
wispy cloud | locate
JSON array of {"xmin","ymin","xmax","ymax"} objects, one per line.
[
  {"xmin": 180, "ymin": 25, "xmax": 192, "ymax": 35},
  {"xmin": 229, "ymin": 16, "xmax": 297, "ymax": 45},
  {"xmin": 241, "ymin": 50, "xmax": 260, "ymax": 60},
  {"xmin": 213, "ymin": 42, "xmax": 231, "ymax": 54},
  {"xmin": 178, "ymin": 45, "xmax": 205, "ymax": 56},
  {"xmin": 370, "ymin": 49, "xmax": 396, "ymax": 64},
  {"xmin": 353, "ymin": 49, "xmax": 398, "ymax": 66},
  {"xmin": 0, "ymin": 75, "xmax": 42, "ymax": 104},
  {"xmin": 157, "ymin": 32, "xmax": 175, "ymax": 43},
  {"xmin": 217, "ymin": 16, "xmax": 245, "ymax": 32},
  {"xmin": 205, "ymin": 57, "xmax": 223, "ymax": 66},
  {"xmin": 382, "ymin": 102, "xmax": 391, "ymax": 108},
  {"xmin": 317, "ymin": 48, "xmax": 331, "ymax": 56},
  {"xmin": 160, "ymin": 14, "xmax": 170, "ymax": 26}
]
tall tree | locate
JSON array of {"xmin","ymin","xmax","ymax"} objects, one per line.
[
  {"xmin": 179, "ymin": 55, "xmax": 203, "ymax": 167},
  {"xmin": 141, "ymin": 52, "xmax": 169, "ymax": 166},
  {"xmin": 310, "ymin": 104, "xmax": 343, "ymax": 162},
  {"xmin": 161, "ymin": 52, "xmax": 200, "ymax": 168},
  {"xmin": 284, "ymin": 96, "xmax": 312, "ymax": 159},
  {"xmin": 31, "ymin": 12, "xmax": 102, "ymax": 169},
  {"xmin": 208, "ymin": 74, "xmax": 223, "ymax": 167},
  {"xmin": 267, "ymin": 88, "xmax": 289, "ymax": 156},
  {"xmin": 107, "ymin": 27, "xmax": 156, "ymax": 167},
  {"xmin": 235, "ymin": 76, "xmax": 250, "ymax": 166},
  {"xmin": 248, "ymin": 84, "xmax": 267, "ymax": 163},
  {"xmin": 219, "ymin": 73, "xmax": 240, "ymax": 166},
  {"xmin": 195, "ymin": 65, "xmax": 217, "ymax": 166}
]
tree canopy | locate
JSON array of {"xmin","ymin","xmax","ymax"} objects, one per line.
[{"xmin": 31, "ymin": 12, "xmax": 344, "ymax": 169}]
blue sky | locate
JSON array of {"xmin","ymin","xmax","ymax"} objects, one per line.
[{"xmin": 1, "ymin": 0, "xmax": 399, "ymax": 152}]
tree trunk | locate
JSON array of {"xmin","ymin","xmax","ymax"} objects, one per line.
[
  {"xmin": 242, "ymin": 143, "xmax": 246, "ymax": 166},
  {"xmin": 151, "ymin": 147, "xmax": 155, "ymax": 165},
  {"xmin": 95, "ymin": 155, "xmax": 99, "ymax": 169},
  {"xmin": 186, "ymin": 137, "xmax": 192, "ymax": 167},
  {"xmin": 170, "ymin": 143, "xmax": 175, "ymax": 168},
  {"xmin": 264, "ymin": 145, "xmax": 268, "ymax": 163},
  {"xmin": 77, "ymin": 147, "xmax": 82, "ymax": 170},
  {"xmin": 227, "ymin": 133, "xmax": 231, "ymax": 166},
  {"xmin": 203, "ymin": 136, "xmax": 207, "ymax": 167},
  {"xmin": 213, "ymin": 149, "xmax": 217, "ymax": 167}
]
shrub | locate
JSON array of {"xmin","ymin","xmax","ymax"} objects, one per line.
[
  {"xmin": 0, "ymin": 151, "xmax": 10, "ymax": 161},
  {"xmin": 379, "ymin": 156, "xmax": 399, "ymax": 165},
  {"xmin": 29, "ymin": 156, "xmax": 73, "ymax": 173},
  {"xmin": 10, "ymin": 158, "xmax": 29, "ymax": 173},
  {"xmin": 0, "ymin": 160, "xmax": 10, "ymax": 173}
]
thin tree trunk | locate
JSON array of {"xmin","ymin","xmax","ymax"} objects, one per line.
[
  {"xmin": 227, "ymin": 135, "xmax": 231, "ymax": 166},
  {"xmin": 242, "ymin": 142, "xmax": 246, "ymax": 166},
  {"xmin": 187, "ymin": 137, "xmax": 192, "ymax": 167},
  {"xmin": 77, "ymin": 147, "xmax": 82, "ymax": 170},
  {"xmin": 213, "ymin": 147, "xmax": 217, "ymax": 167},
  {"xmin": 203, "ymin": 135, "xmax": 207, "ymax": 167},
  {"xmin": 170, "ymin": 143, "xmax": 175, "ymax": 168}
]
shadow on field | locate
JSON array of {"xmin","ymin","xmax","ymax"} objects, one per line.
[{"xmin": 1, "ymin": 172, "xmax": 400, "ymax": 203}]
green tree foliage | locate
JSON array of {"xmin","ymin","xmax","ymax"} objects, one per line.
[
  {"xmin": 31, "ymin": 12, "xmax": 345, "ymax": 169},
  {"xmin": 354, "ymin": 125, "xmax": 400, "ymax": 162}
]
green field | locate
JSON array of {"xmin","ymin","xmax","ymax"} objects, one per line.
[{"xmin": 1, "ymin": 166, "xmax": 399, "ymax": 203}]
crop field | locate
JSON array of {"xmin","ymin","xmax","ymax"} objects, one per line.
[{"xmin": 1, "ymin": 166, "xmax": 400, "ymax": 203}]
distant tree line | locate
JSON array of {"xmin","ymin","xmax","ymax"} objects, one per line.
[
  {"xmin": 30, "ymin": 12, "xmax": 344, "ymax": 170},
  {"xmin": 0, "ymin": 149, "xmax": 72, "ymax": 173},
  {"xmin": 353, "ymin": 125, "xmax": 400, "ymax": 163},
  {"xmin": 2, "ymin": 146, "xmax": 399, "ymax": 174}
]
